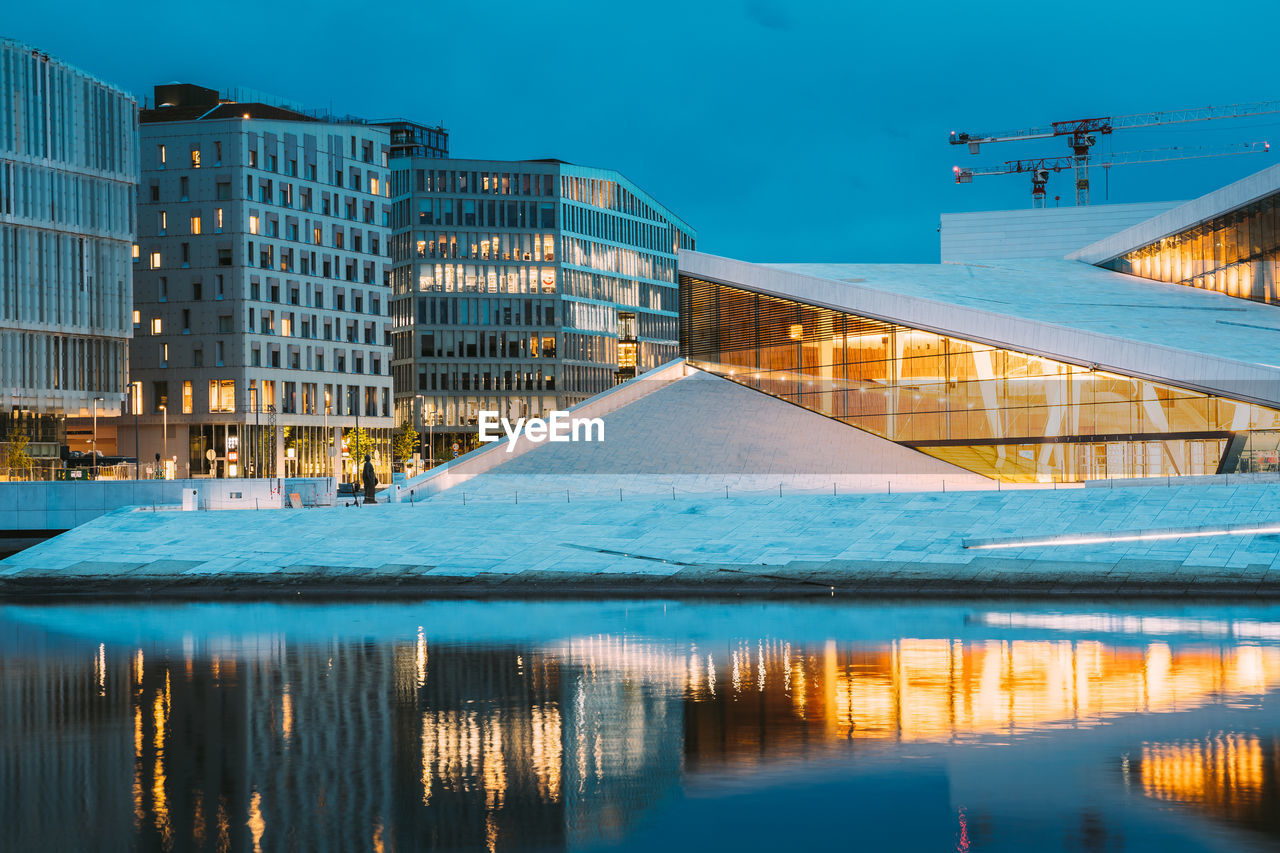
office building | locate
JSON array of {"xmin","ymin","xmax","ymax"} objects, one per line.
[
  {"xmin": 128, "ymin": 84, "xmax": 447, "ymax": 480},
  {"xmin": 678, "ymin": 162, "xmax": 1280, "ymax": 483},
  {"xmin": 388, "ymin": 159, "xmax": 694, "ymax": 458},
  {"xmin": 0, "ymin": 39, "xmax": 137, "ymax": 475}
]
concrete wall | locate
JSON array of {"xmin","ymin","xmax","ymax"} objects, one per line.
[
  {"xmin": 940, "ymin": 201, "xmax": 1181, "ymax": 262},
  {"xmin": 0, "ymin": 477, "xmax": 337, "ymax": 532}
]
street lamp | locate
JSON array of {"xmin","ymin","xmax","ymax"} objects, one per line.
[
  {"xmin": 92, "ymin": 396, "xmax": 103, "ymax": 478},
  {"xmin": 159, "ymin": 404, "xmax": 167, "ymax": 479}
]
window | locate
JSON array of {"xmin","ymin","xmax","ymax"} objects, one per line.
[
  {"xmin": 182, "ymin": 308, "xmax": 190, "ymax": 331},
  {"xmin": 193, "ymin": 347, "xmax": 204, "ymax": 367},
  {"xmin": 208, "ymin": 380, "xmax": 235, "ymax": 413},
  {"xmin": 249, "ymin": 215, "xmax": 259, "ymax": 235},
  {"xmin": 215, "ymin": 341, "xmax": 225, "ymax": 366},
  {"xmin": 182, "ymin": 381, "xmax": 193, "ymax": 414},
  {"xmin": 132, "ymin": 244, "xmax": 140, "ymax": 261},
  {"xmin": 218, "ymin": 248, "xmax": 232, "ymax": 266},
  {"xmin": 249, "ymin": 149, "xmax": 258, "ymax": 168},
  {"xmin": 190, "ymin": 148, "xmax": 201, "ymax": 168},
  {"xmin": 218, "ymin": 315, "xmax": 232, "ymax": 333},
  {"xmin": 159, "ymin": 277, "xmax": 168, "ymax": 302},
  {"xmin": 150, "ymin": 185, "xmax": 160, "ymax": 202},
  {"xmin": 158, "ymin": 144, "xmax": 166, "ymax": 166},
  {"xmin": 214, "ymin": 141, "xmax": 223, "ymax": 163},
  {"xmin": 159, "ymin": 210, "xmax": 167, "ymax": 233},
  {"xmin": 132, "ymin": 309, "xmax": 140, "ymax": 327},
  {"xmin": 149, "ymin": 251, "xmax": 161, "ymax": 269},
  {"xmin": 153, "ymin": 381, "xmax": 168, "ymax": 413},
  {"xmin": 216, "ymin": 181, "xmax": 231, "ymax": 201},
  {"xmin": 180, "ymin": 176, "xmax": 189, "ymax": 199},
  {"xmin": 190, "ymin": 215, "xmax": 201, "ymax": 235},
  {"xmin": 160, "ymin": 343, "xmax": 168, "ymax": 367},
  {"xmin": 150, "ymin": 317, "xmax": 162, "ymax": 334},
  {"xmin": 215, "ymin": 208, "xmax": 223, "ymax": 230},
  {"xmin": 192, "ymin": 280, "xmax": 202, "ymax": 300}
]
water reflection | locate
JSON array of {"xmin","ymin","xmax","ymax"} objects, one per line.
[{"xmin": 5, "ymin": 604, "xmax": 1280, "ymax": 851}]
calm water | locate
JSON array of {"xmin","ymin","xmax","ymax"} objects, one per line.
[{"xmin": 5, "ymin": 600, "xmax": 1280, "ymax": 852}]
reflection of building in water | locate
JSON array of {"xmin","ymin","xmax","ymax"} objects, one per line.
[
  {"xmin": 684, "ymin": 639, "xmax": 1280, "ymax": 768},
  {"xmin": 1127, "ymin": 733, "xmax": 1280, "ymax": 841},
  {"xmin": 9, "ymin": 628, "xmax": 1280, "ymax": 851},
  {"xmin": 0, "ymin": 641, "xmax": 136, "ymax": 852}
]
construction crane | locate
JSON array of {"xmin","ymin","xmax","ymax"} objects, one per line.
[
  {"xmin": 954, "ymin": 142, "xmax": 1271, "ymax": 208},
  {"xmin": 949, "ymin": 100, "xmax": 1280, "ymax": 205}
]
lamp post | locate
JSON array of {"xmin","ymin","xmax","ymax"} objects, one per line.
[
  {"xmin": 159, "ymin": 404, "xmax": 167, "ymax": 479},
  {"xmin": 133, "ymin": 383, "xmax": 140, "ymax": 480},
  {"xmin": 92, "ymin": 396, "xmax": 103, "ymax": 479}
]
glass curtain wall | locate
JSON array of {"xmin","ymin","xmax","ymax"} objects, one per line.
[
  {"xmin": 1103, "ymin": 192, "xmax": 1280, "ymax": 304},
  {"xmin": 679, "ymin": 276, "xmax": 1280, "ymax": 482}
]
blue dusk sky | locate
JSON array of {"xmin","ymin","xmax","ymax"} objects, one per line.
[{"xmin": 8, "ymin": 0, "xmax": 1280, "ymax": 262}]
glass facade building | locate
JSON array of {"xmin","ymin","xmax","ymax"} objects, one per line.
[
  {"xmin": 680, "ymin": 274, "xmax": 1280, "ymax": 482},
  {"xmin": 0, "ymin": 40, "xmax": 138, "ymax": 476},
  {"xmin": 1102, "ymin": 190, "xmax": 1280, "ymax": 304},
  {"xmin": 389, "ymin": 159, "xmax": 694, "ymax": 459}
]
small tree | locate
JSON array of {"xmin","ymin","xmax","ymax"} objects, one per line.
[
  {"xmin": 4, "ymin": 424, "xmax": 33, "ymax": 480},
  {"xmin": 343, "ymin": 427, "xmax": 375, "ymax": 465},
  {"xmin": 393, "ymin": 420, "xmax": 419, "ymax": 467}
]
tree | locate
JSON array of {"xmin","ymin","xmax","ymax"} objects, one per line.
[
  {"xmin": 4, "ymin": 423, "xmax": 33, "ymax": 480},
  {"xmin": 393, "ymin": 420, "xmax": 419, "ymax": 466},
  {"xmin": 343, "ymin": 427, "xmax": 375, "ymax": 463}
]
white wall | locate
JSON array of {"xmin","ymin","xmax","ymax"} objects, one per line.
[
  {"xmin": 940, "ymin": 202, "xmax": 1182, "ymax": 262},
  {"xmin": 0, "ymin": 477, "xmax": 337, "ymax": 531}
]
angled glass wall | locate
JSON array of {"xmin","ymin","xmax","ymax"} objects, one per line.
[
  {"xmin": 679, "ymin": 275, "xmax": 1280, "ymax": 482},
  {"xmin": 1102, "ymin": 192, "xmax": 1280, "ymax": 304}
]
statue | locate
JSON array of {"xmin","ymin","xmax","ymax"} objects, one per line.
[{"xmin": 361, "ymin": 453, "xmax": 378, "ymax": 505}]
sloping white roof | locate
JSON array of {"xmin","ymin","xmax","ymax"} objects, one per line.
[
  {"xmin": 680, "ymin": 251, "xmax": 1280, "ymax": 407},
  {"xmin": 1069, "ymin": 161, "xmax": 1280, "ymax": 264}
]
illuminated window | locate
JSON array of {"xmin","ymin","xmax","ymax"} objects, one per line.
[
  {"xmin": 131, "ymin": 244, "xmax": 139, "ymax": 261},
  {"xmin": 158, "ymin": 144, "xmax": 166, "ymax": 165},
  {"xmin": 159, "ymin": 210, "xmax": 167, "ymax": 232},
  {"xmin": 369, "ymin": 176, "xmax": 380, "ymax": 196},
  {"xmin": 182, "ymin": 381, "xmax": 193, "ymax": 414},
  {"xmin": 208, "ymin": 379, "xmax": 236, "ymax": 413},
  {"xmin": 190, "ymin": 215, "xmax": 202, "ymax": 235},
  {"xmin": 161, "ymin": 343, "xmax": 168, "ymax": 367},
  {"xmin": 190, "ymin": 148, "xmax": 201, "ymax": 168},
  {"xmin": 150, "ymin": 317, "xmax": 162, "ymax": 334},
  {"xmin": 215, "ymin": 208, "xmax": 223, "ymax": 230},
  {"xmin": 132, "ymin": 309, "xmax": 140, "ymax": 327},
  {"xmin": 249, "ymin": 215, "xmax": 259, "ymax": 235},
  {"xmin": 149, "ymin": 252, "xmax": 161, "ymax": 269}
]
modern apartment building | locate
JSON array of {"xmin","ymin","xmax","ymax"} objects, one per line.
[
  {"xmin": 388, "ymin": 159, "xmax": 695, "ymax": 459},
  {"xmin": 129, "ymin": 83, "xmax": 444, "ymax": 480},
  {"xmin": 0, "ymin": 39, "xmax": 137, "ymax": 475}
]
